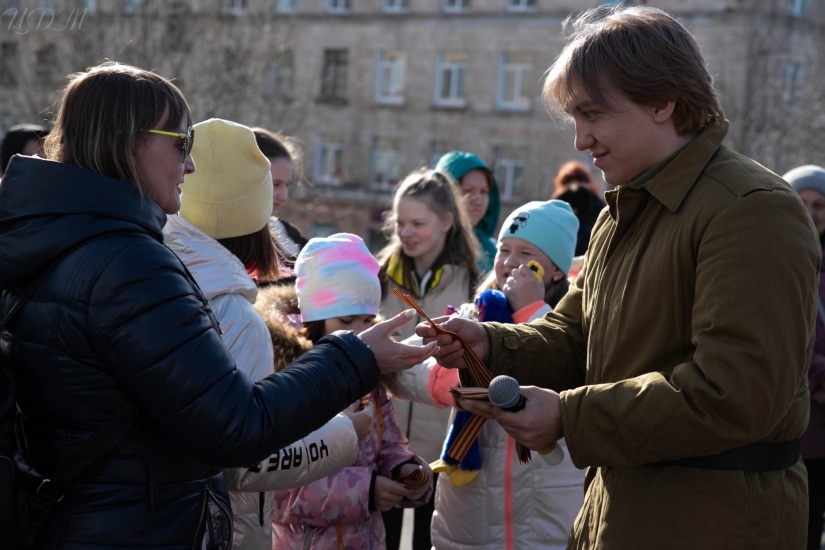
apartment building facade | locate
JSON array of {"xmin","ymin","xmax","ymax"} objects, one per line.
[{"xmin": 0, "ymin": 0, "xmax": 820, "ymax": 248}]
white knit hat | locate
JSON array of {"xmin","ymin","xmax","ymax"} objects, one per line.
[
  {"xmin": 179, "ymin": 119, "xmax": 273, "ymax": 239},
  {"xmin": 295, "ymin": 234, "xmax": 381, "ymax": 322},
  {"xmin": 784, "ymin": 165, "xmax": 825, "ymax": 198}
]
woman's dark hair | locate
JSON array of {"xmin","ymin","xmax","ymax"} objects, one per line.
[
  {"xmin": 0, "ymin": 124, "xmax": 48, "ymax": 174},
  {"xmin": 44, "ymin": 62, "xmax": 192, "ymax": 193},
  {"xmin": 553, "ymin": 160, "xmax": 596, "ymax": 197},
  {"xmin": 251, "ymin": 127, "xmax": 304, "ymax": 184},
  {"xmin": 476, "ymin": 270, "xmax": 570, "ymax": 310},
  {"xmin": 301, "ymin": 320, "xmax": 326, "ymax": 345},
  {"xmin": 376, "ymin": 168, "xmax": 480, "ymax": 296},
  {"xmin": 217, "ymin": 224, "xmax": 281, "ymax": 282}
]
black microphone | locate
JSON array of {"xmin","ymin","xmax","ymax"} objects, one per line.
[
  {"xmin": 488, "ymin": 375, "xmax": 526, "ymax": 412},
  {"xmin": 487, "ymin": 375, "xmax": 565, "ymax": 466}
]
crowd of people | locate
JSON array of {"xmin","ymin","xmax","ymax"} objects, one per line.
[{"xmin": 0, "ymin": 4, "xmax": 823, "ymax": 550}]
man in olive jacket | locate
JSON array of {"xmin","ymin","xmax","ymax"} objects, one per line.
[{"xmin": 419, "ymin": 6, "xmax": 820, "ymax": 549}]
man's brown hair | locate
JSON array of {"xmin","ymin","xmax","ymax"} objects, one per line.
[{"xmin": 544, "ymin": 5, "xmax": 725, "ymax": 136}]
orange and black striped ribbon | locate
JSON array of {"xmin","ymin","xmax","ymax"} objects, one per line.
[{"xmin": 393, "ymin": 289, "xmax": 533, "ymax": 465}]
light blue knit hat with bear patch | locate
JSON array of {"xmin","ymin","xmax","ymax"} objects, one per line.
[{"xmin": 497, "ymin": 200, "xmax": 579, "ymax": 275}]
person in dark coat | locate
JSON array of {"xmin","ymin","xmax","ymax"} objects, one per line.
[
  {"xmin": 786, "ymin": 164, "xmax": 825, "ymax": 550},
  {"xmin": 551, "ymin": 160, "xmax": 605, "ymax": 256},
  {"xmin": 0, "ymin": 123, "xmax": 47, "ymax": 176},
  {"xmin": 0, "ymin": 63, "xmax": 435, "ymax": 549}
]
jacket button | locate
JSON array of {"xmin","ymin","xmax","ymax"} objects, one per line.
[{"xmin": 508, "ymin": 365, "xmax": 515, "ymax": 372}]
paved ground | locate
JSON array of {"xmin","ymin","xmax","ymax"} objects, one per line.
[{"xmin": 399, "ymin": 508, "xmax": 414, "ymax": 550}]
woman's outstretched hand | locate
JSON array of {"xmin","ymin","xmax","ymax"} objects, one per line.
[
  {"xmin": 414, "ymin": 316, "xmax": 490, "ymax": 370},
  {"xmin": 359, "ymin": 310, "xmax": 439, "ymax": 374}
]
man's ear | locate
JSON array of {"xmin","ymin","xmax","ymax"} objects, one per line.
[{"xmin": 652, "ymin": 100, "xmax": 677, "ymax": 124}]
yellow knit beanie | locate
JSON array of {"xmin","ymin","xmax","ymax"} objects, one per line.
[{"xmin": 179, "ymin": 118, "xmax": 273, "ymax": 240}]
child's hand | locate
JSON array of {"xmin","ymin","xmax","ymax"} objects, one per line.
[
  {"xmin": 373, "ymin": 476, "xmax": 410, "ymax": 511},
  {"xmin": 398, "ymin": 463, "xmax": 432, "ymax": 502},
  {"xmin": 502, "ymin": 264, "xmax": 545, "ymax": 312},
  {"xmin": 342, "ymin": 400, "xmax": 374, "ymax": 441}
]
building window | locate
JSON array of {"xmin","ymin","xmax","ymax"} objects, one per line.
[
  {"xmin": 497, "ymin": 53, "xmax": 533, "ymax": 111},
  {"xmin": 276, "ymin": 0, "xmax": 296, "ymax": 12},
  {"xmin": 38, "ymin": 0, "xmax": 56, "ymax": 8},
  {"xmin": 315, "ymin": 135, "xmax": 344, "ymax": 185},
  {"xmin": 434, "ymin": 53, "xmax": 467, "ymax": 108},
  {"xmin": 327, "ymin": 0, "xmax": 351, "ymax": 13},
  {"xmin": 442, "ymin": 0, "xmax": 469, "ymax": 12},
  {"xmin": 267, "ymin": 49, "xmax": 294, "ymax": 100},
  {"xmin": 224, "ymin": 0, "xmax": 247, "ymax": 14},
  {"xmin": 789, "ymin": 0, "xmax": 807, "ymax": 16},
  {"xmin": 494, "ymin": 147, "xmax": 526, "ymax": 202},
  {"xmin": 375, "ymin": 52, "xmax": 405, "ymax": 105},
  {"xmin": 123, "ymin": 0, "xmax": 141, "ymax": 13},
  {"xmin": 505, "ymin": 0, "xmax": 535, "ymax": 11},
  {"xmin": 383, "ymin": 0, "xmax": 409, "ymax": 12},
  {"xmin": 782, "ymin": 61, "xmax": 804, "ymax": 105},
  {"xmin": 0, "ymin": 43, "xmax": 19, "ymax": 88},
  {"xmin": 320, "ymin": 49, "xmax": 348, "ymax": 103},
  {"xmin": 35, "ymin": 43, "xmax": 58, "ymax": 87},
  {"xmin": 371, "ymin": 138, "xmax": 401, "ymax": 190}
]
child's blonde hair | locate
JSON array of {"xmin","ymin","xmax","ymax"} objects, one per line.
[{"xmin": 377, "ymin": 168, "xmax": 480, "ymax": 295}]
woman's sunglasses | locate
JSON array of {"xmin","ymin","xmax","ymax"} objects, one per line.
[{"xmin": 145, "ymin": 126, "xmax": 195, "ymax": 163}]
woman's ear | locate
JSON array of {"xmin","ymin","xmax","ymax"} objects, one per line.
[
  {"xmin": 545, "ymin": 263, "xmax": 565, "ymax": 285},
  {"xmin": 441, "ymin": 212, "xmax": 454, "ymax": 233}
]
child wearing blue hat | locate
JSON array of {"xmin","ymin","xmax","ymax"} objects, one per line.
[{"xmin": 388, "ymin": 199, "xmax": 586, "ymax": 550}]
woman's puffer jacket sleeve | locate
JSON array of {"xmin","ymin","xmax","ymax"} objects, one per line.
[
  {"xmin": 224, "ymin": 413, "xmax": 358, "ymax": 492},
  {"xmin": 87, "ymin": 238, "xmax": 379, "ymax": 468}
]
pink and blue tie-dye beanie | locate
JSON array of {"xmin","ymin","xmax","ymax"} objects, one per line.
[{"xmin": 295, "ymin": 233, "xmax": 381, "ymax": 322}]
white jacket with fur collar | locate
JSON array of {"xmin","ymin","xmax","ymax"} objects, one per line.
[{"xmin": 163, "ymin": 215, "xmax": 358, "ymax": 550}]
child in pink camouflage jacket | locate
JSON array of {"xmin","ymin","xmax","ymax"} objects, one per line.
[{"xmin": 271, "ymin": 234, "xmax": 434, "ymax": 550}]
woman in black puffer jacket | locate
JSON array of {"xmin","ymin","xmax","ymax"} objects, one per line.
[{"xmin": 0, "ymin": 63, "xmax": 434, "ymax": 549}]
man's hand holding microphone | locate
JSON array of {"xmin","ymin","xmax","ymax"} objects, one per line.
[{"xmin": 415, "ymin": 316, "xmax": 565, "ymax": 463}]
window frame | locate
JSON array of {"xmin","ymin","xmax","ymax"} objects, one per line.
[
  {"xmin": 375, "ymin": 52, "xmax": 406, "ymax": 105},
  {"xmin": 782, "ymin": 60, "xmax": 805, "ymax": 105},
  {"xmin": 441, "ymin": 0, "xmax": 470, "ymax": 13},
  {"xmin": 434, "ymin": 53, "xmax": 467, "ymax": 108},
  {"xmin": 370, "ymin": 137, "xmax": 401, "ymax": 190},
  {"xmin": 383, "ymin": 0, "xmax": 409, "ymax": 13},
  {"xmin": 223, "ymin": 0, "xmax": 248, "ymax": 15},
  {"xmin": 326, "ymin": 0, "xmax": 352, "ymax": 14},
  {"xmin": 496, "ymin": 53, "xmax": 533, "ymax": 112},
  {"xmin": 319, "ymin": 49, "xmax": 349, "ymax": 103},
  {"xmin": 789, "ymin": 0, "xmax": 807, "ymax": 16},
  {"xmin": 314, "ymin": 136, "xmax": 344, "ymax": 185},
  {"xmin": 276, "ymin": 0, "xmax": 297, "ymax": 13},
  {"xmin": 494, "ymin": 156, "xmax": 526, "ymax": 202},
  {"xmin": 505, "ymin": 0, "xmax": 536, "ymax": 13}
]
